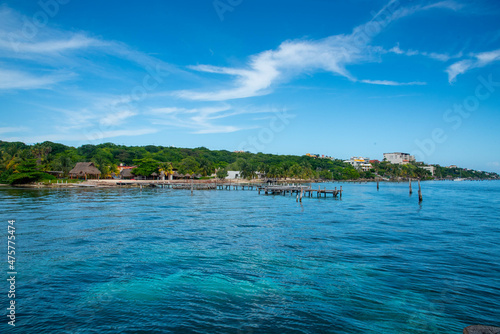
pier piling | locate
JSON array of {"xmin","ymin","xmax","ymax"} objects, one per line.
[{"xmin": 418, "ymin": 179, "xmax": 422, "ymax": 202}]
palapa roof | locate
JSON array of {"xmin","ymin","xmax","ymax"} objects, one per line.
[
  {"xmin": 69, "ymin": 162, "xmax": 101, "ymax": 176},
  {"xmin": 120, "ymin": 169, "xmax": 135, "ymax": 178}
]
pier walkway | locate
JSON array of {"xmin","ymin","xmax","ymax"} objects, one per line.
[
  {"xmin": 112, "ymin": 180, "xmax": 343, "ymax": 200},
  {"xmin": 257, "ymin": 185, "xmax": 342, "ymax": 198}
]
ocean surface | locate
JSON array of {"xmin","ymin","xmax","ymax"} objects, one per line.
[{"xmin": 1, "ymin": 181, "xmax": 499, "ymax": 333}]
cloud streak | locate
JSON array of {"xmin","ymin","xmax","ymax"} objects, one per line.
[
  {"xmin": 0, "ymin": 6, "xmax": 182, "ymax": 89},
  {"xmin": 361, "ymin": 79, "xmax": 426, "ymax": 86},
  {"xmin": 0, "ymin": 68, "xmax": 73, "ymax": 90},
  {"xmin": 447, "ymin": 49, "xmax": 500, "ymax": 83},
  {"xmin": 2, "ymin": 128, "xmax": 158, "ymax": 144},
  {"xmin": 388, "ymin": 44, "xmax": 462, "ymax": 62},
  {"xmin": 149, "ymin": 105, "xmax": 276, "ymax": 134},
  {"xmin": 175, "ymin": 0, "xmax": 459, "ymax": 102}
]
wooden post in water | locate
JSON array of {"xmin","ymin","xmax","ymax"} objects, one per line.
[
  {"xmin": 418, "ymin": 179, "xmax": 422, "ymax": 202},
  {"xmin": 409, "ymin": 178, "xmax": 412, "ymax": 195},
  {"xmin": 340, "ymin": 186, "xmax": 343, "ymax": 199},
  {"xmin": 191, "ymin": 179, "xmax": 193, "ymax": 195},
  {"xmin": 377, "ymin": 178, "xmax": 379, "ymax": 190},
  {"xmin": 300, "ymin": 188, "xmax": 303, "ymax": 202}
]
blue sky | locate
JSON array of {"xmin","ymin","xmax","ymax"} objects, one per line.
[{"xmin": 1, "ymin": 0, "xmax": 500, "ymax": 172}]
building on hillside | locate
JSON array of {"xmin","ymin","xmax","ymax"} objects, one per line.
[
  {"xmin": 117, "ymin": 164, "xmax": 135, "ymax": 171},
  {"xmin": 421, "ymin": 165, "xmax": 436, "ymax": 176},
  {"xmin": 369, "ymin": 160, "xmax": 380, "ymax": 164},
  {"xmin": 306, "ymin": 153, "xmax": 333, "ymax": 159},
  {"xmin": 226, "ymin": 171, "xmax": 241, "ymax": 179},
  {"xmin": 344, "ymin": 157, "xmax": 372, "ymax": 172},
  {"xmin": 383, "ymin": 152, "xmax": 416, "ymax": 165},
  {"xmin": 69, "ymin": 162, "xmax": 102, "ymax": 180}
]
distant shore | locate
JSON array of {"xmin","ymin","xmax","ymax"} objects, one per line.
[{"xmin": 1, "ymin": 177, "xmax": 496, "ymax": 189}]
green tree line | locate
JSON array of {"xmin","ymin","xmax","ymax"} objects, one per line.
[{"xmin": 0, "ymin": 140, "xmax": 498, "ymax": 184}]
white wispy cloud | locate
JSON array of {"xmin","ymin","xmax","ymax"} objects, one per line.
[
  {"xmin": 388, "ymin": 43, "xmax": 462, "ymax": 62},
  {"xmin": 0, "ymin": 34, "xmax": 101, "ymax": 54},
  {"xmin": 446, "ymin": 49, "xmax": 500, "ymax": 83},
  {"xmin": 149, "ymin": 105, "xmax": 276, "ymax": 134},
  {"xmin": 150, "ymin": 105, "xmax": 242, "ymax": 134},
  {"xmin": 0, "ymin": 68, "xmax": 73, "ymax": 90},
  {"xmin": 175, "ymin": 1, "xmax": 457, "ymax": 102},
  {"xmin": 100, "ymin": 110, "xmax": 137, "ymax": 126},
  {"xmin": 361, "ymin": 79, "xmax": 426, "ymax": 86},
  {"xmin": 422, "ymin": 0, "xmax": 465, "ymax": 11},
  {"xmin": 0, "ymin": 6, "xmax": 182, "ymax": 88},
  {"xmin": 0, "ymin": 6, "xmax": 101, "ymax": 60},
  {"xmin": 2, "ymin": 128, "xmax": 158, "ymax": 144},
  {"xmin": 0, "ymin": 5, "xmax": 182, "ymax": 139}
]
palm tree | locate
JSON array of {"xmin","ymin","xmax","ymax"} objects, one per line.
[
  {"xmin": 159, "ymin": 162, "xmax": 174, "ymax": 180},
  {"xmin": 31, "ymin": 143, "xmax": 52, "ymax": 166}
]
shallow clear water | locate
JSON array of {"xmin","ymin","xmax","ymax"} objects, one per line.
[{"xmin": 1, "ymin": 181, "xmax": 499, "ymax": 333}]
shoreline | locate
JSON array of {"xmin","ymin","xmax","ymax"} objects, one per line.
[{"xmin": 1, "ymin": 178, "xmax": 497, "ymax": 189}]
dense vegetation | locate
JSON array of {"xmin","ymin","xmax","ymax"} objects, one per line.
[{"xmin": 0, "ymin": 140, "xmax": 498, "ymax": 184}]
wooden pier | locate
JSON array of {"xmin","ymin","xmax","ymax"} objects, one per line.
[
  {"xmin": 114, "ymin": 180, "xmax": 343, "ymax": 201},
  {"xmin": 257, "ymin": 185, "xmax": 342, "ymax": 198}
]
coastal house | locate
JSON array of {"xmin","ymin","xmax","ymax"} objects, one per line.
[
  {"xmin": 383, "ymin": 152, "xmax": 416, "ymax": 165},
  {"xmin": 226, "ymin": 171, "xmax": 241, "ymax": 179},
  {"xmin": 421, "ymin": 165, "xmax": 436, "ymax": 176},
  {"xmin": 344, "ymin": 157, "xmax": 372, "ymax": 172},
  {"xmin": 69, "ymin": 162, "xmax": 102, "ymax": 180}
]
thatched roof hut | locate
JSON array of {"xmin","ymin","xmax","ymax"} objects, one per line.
[
  {"xmin": 184, "ymin": 173, "xmax": 191, "ymax": 179},
  {"xmin": 69, "ymin": 162, "xmax": 101, "ymax": 179},
  {"xmin": 120, "ymin": 169, "xmax": 135, "ymax": 179}
]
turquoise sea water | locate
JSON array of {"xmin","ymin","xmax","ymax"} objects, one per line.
[{"xmin": 1, "ymin": 181, "xmax": 499, "ymax": 333}]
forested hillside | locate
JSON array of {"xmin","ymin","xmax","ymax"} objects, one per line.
[{"xmin": 0, "ymin": 140, "xmax": 498, "ymax": 184}]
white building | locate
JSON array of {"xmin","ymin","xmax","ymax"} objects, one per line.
[
  {"xmin": 225, "ymin": 171, "xmax": 241, "ymax": 179},
  {"xmin": 344, "ymin": 157, "xmax": 372, "ymax": 172},
  {"xmin": 421, "ymin": 165, "xmax": 436, "ymax": 176},
  {"xmin": 383, "ymin": 152, "xmax": 416, "ymax": 165}
]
